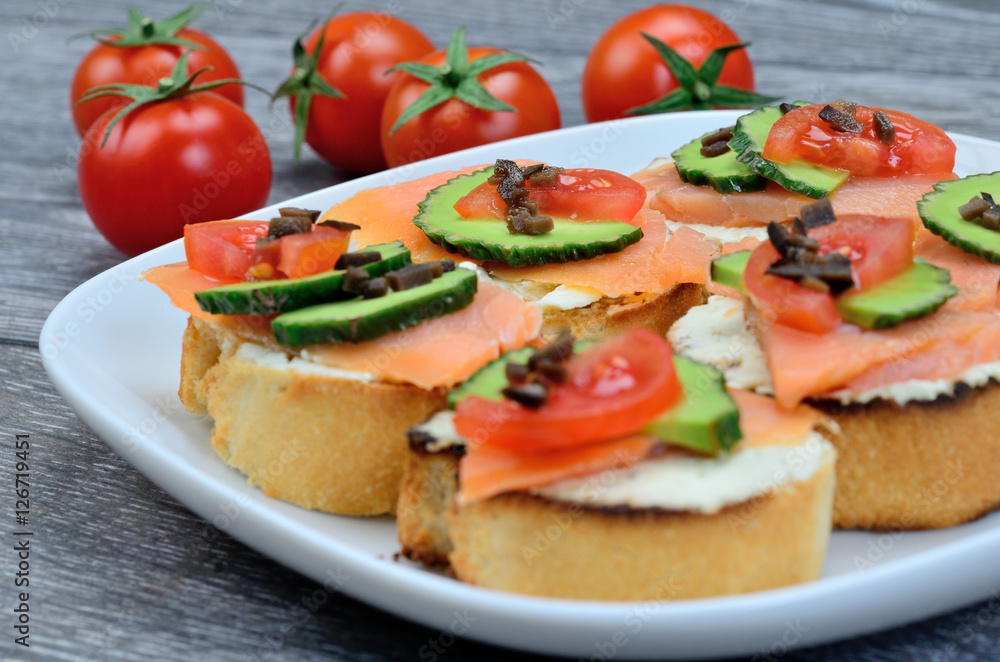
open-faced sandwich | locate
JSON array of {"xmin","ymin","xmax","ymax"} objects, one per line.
[
  {"xmin": 673, "ymin": 187, "xmax": 1000, "ymax": 530},
  {"xmin": 631, "ymin": 101, "xmax": 957, "ymax": 249},
  {"xmin": 320, "ymin": 160, "xmax": 717, "ymax": 340},
  {"xmin": 143, "ymin": 209, "xmax": 541, "ymax": 516},
  {"xmin": 398, "ymin": 328, "xmax": 837, "ymax": 599}
]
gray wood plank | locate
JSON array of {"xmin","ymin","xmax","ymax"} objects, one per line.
[{"xmin": 4, "ymin": 0, "xmax": 1000, "ymax": 659}]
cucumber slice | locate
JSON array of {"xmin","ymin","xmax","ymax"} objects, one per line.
[
  {"xmin": 413, "ymin": 168, "xmax": 643, "ymax": 267},
  {"xmin": 835, "ymin": 259, "xmax": 957, "ymax": 330},
  {"xmin": 918, "ymin": 172, "xmax": 1000, "ymax": 264},
  {"xmin": 643, "ymin": 355, "xmax": 742, "ymax": 454},
  {"xmin": 272, "ymin": 268, "xmax": 477, "ymax": 346},
  {"xmin": 671, "ymin": 132, "xmax": 767, "ymax": 194},
  {"xmin": 710, "ymin": 250, "xmax": 752, "ymax": 294},
  {"xmin": 194, "ymin": 242, "xmax": 411, "ymax": 316},
  {"xmin": 729, "ymin": 103, "xmax": 849, "ymax": 199},
  {"xmin": 450, "ymin": 346, "xmax": 741, "ymax": 455}
]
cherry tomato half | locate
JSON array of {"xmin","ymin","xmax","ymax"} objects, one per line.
[{"xmin": 184, "ymin": 220, "xmax": 268, "ymax": 279}]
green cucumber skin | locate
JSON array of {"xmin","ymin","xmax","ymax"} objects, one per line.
[
  {"xmin": 729, "ymin": 102, "xmax": 849, "ymax": 200},
  {"xmin": 271, "ymin": 269, "xmax": 477, "ymax": 347},
  {"xmin": 709, "ymin": 250, "xmax": 752, "ymax": 294},
  {"xmin": 918, "ymin": 172, "xmax": 1000, "ymax": 265},
  {"xmin": 834, "ymin": 259, "xmax": 957, "ymax": 330},
  {"xmin": 414, "ymin": 168, "xmax": 644, "ymax": 267},
  {"xmin": 671, "ymin": 132, "xmax": 767, "ymax": 194},
  {"xmin": 194, "ymin": 242, "xmax": 411, "ymax": 316},
  {"xmin": 446, "ymin": 346, "xmax": 535, "ymax": 409}
]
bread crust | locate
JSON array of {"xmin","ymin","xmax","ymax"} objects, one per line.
[
  {"xmin": 397, "ymin": 445, "xmax": 461, "ymax": 565},
  {"xmin": 445, "ymin": 450, "xmax": 836, "ymax": 600},
  {"xmin": 541, "ymin": 283, "xmax": 706, "ymax": 340},
  {"xmin": 181, "ymin": 317, "xmax": 446, "ymax": 516},
  {"xmin": 814, "ymin": 381, "xmax": 1000, "ymax": 530}
]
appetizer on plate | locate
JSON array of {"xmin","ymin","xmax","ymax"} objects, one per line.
[
  {"xmin": 675, "ymin": 191, "xmax": 1000, "ymax": 530},
  {"xmin": 143, "ymin": 210, "xmax": 541, "ymax": 515},
  {"xmin": 631, "ymin": 101, "xmax": 956, "ymax": 245},
  {"xmin": 398, "ymin": 329, "xmax": 837, "ymax": 599},
  {"xmin": 322, "ymin": 160, "xmax": 716, "ymax": 339}
]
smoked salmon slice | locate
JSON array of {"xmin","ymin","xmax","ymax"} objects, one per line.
[
  {"xmin": 729, "ymin": 389, "xmax": 822, "ymax": 448},
  {"xmin": 914, "ymin": 228, "xmax": 1000, "ymax": 312},
  {"xmin": 488, "ymin": 210, "xmax": 720, "ymax": 295},
  {"xmin": 143, "ymin": 262, "xmax": 542, "ymax": 389},
  {"xmin": 632, "ymin": 160, "xmax": 949, "ymax": 229}
]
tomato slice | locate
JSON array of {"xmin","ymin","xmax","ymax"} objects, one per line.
[
  {"xmin": 744, "ymin": 241, "xmax": 840, "ymax": 334},
  {"xmin": 183, "ymin": 220, "xmax": 269, "ymax": 279},
  {"xmin": 810, "ymin": 214, "xmax": 913, "ymax": 291},
  {"xmin": 762, "ymin": 104, "xmax": 955, "ymax": 178},
  {"xmin": 458, "ymin": 434, "xmax": 655, "ymax": 503},
  {"xmin": 453, "ymin": 168, "xmax": 646, "ymax": 224},
  {"xmin": 453, "ymin": 328, "xmax": 681, "ymax": 451},
  {"xmin": 745, "ymin": 215, "xmax": 915, "ymax": 333},
  {"xmin": 276, "ymin": 227, "xmax": 351, "ymax": 279}
]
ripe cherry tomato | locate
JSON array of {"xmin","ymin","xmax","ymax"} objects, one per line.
[
  {"xmin": 381, "ymin": 46, "xmax": 560, "ymax": 168},
  {"xmin": 184, "ymin": 220, "xmax": 268, "ymax": 279},
  {"xmin": 763, "ymin": 104, "xmax": 956, "ymax": 178},
  {"xmin": 582, "ymin": 5, "xmax": 756, "ymax": 122},
  {"xmin": 79, "ymin": 92, "xmax": 272, "ymax": 257},
  {"xmin": 71, "ymin": 7, "xmax": 242, "ymax": 137},
  {"xmin": 453, "ymin": 168, "xmax": 647, "ymax": 224},
  {"xmin": 744, "ymin": 215, "xmax": 915, "ymax": 333},
  {"xmin": 453, "ymin": 328, "xmax": 681, "ymax": 451},
  {"xmin": 287, "ymin": 13, "xmax": 434, "ymax": 173}
]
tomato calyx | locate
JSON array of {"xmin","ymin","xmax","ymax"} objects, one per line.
[
  {"xmin": 626, "ymin": 36, "xmax": 779, "ymax": 115},
  {"xmin": 68, "ymin": 3, "xmax": 211, "ymax": 50},
  {"xmin": 386, "ymin": 26, "xmax": 535, "ymax": 136},
  {"xmin": 271, "ymin": 17, "xmax": 347, "ymax": 167},
  {"xmin": 75, "ymin": 50, "xmax": 268, "ymax": 148}
]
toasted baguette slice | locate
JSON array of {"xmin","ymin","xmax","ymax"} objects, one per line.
[
  {"xmin": 400, "ymin": 413, "xmax": 836, "ymax": 600},
  {"xmin": 181, "ymin": 317, "xmax": 446, "ymax": 516},
  {"xmin": 814, "ymin": 382, "xmax": 1000, "ymax": 530}
]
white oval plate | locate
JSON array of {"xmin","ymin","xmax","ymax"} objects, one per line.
[{"xmin": 41, "ymin": 111, "xmax": 1000, "ymax": 659}]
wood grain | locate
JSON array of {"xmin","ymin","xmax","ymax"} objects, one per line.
[{"xmin": 3, "ymin": 0, "xmax": 1000, "ymax": 659}]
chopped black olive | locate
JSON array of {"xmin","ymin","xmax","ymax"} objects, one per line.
[
  {"xmin": 535, "ymin": 359, "xmax": 570, "ymax": 384},
  {"xmin": 528, "ymin": 329, "xmax": 574, "ymax": 369},
  {"xmin": 959, "ymin": 196, "xmax": 991, "ymax": 221},
  {"xmin": 317, "ymin": 219, "xmax": 362, "ymax": 232},
  {"xmin": 360, "ymin": 277, "xmax": 388, "ymax": 299},
  {"xmin": 505, "ymin": 362, "xmax": 532, "ymax": 386},
  {"xmin": 982, "ymin": 207, "xmax": 1000, "ymax": 232},
  {"xmin": 778, "ymin": 102, "xmax": 797, "ymax": 115},
  {"xmin": 818, "ymin": 104, "xmax": 863, "ymax": 134},
  {"xmin": 501, "ymin": 382, "xmax": 549, "ymax": 409},
  {"xmin": 335, "ymin": 251, "xmax": 381, "ymax": 270},
  {"xmin": 386, "ymin": 263, "xmax": 440, "ymax": 291},
  {"xmin": 872, "ymin": 110, "xmax": 896, "ymax": 146},
  {"xmin": 439, "ymin": 259, "xmax": 456, "ymax": 273},
  {"xmin": 489, "ymin": 159, "xmax": 520, "ymax": 185},
  {"xmin": 983, "ymin": 192, "xmax": 997, "ymax": 208},
  {"xmin": 831, "ymin": 99, "xmax": 857, "ymax": 118},
  {"xmin": 700, "ymin": 140, "xmax": 731, "ymax": 158},
  {"xmin": 799, "ymin": 198, "xmax": 837, "ymax": 229},
  {"xmin": 267, "ymin": 215, "xmax": 312, "ymax": 239},
  {"xmin": 765, "ymin": 220, "xmax": 854, "ymax": 294},
  {"xmin": 255, "ymin": 235, "xmax": 275, "ymax": 250},
  {"xmin": 506, "ymin": 208, "xmax": 554, "ymax": 235},
  {"xmin": 278, "ymin": 207, "xmax": 321, "ymax": 223},
  {"xmin": 519, "ymin": 163, "xmax": 545, "ymax": 178},
  {"xmin": 700, "ymin": 125, "xmax": 735, "ymax": 146},
  {"xmin": 527, "ymin": 165, "xmax": 563, "ymax": 186},
  {"xmin": 341, "ymin": 266, "xmax": 371, "ymax": 294},
  {"xmin": 799, "ymin": 275, "xmax": 831, "ymax": 293}
]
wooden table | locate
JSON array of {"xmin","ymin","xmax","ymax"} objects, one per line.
[{"xmin": 4, "ymin": 0, "xmax": 1000, "ymax": 659}]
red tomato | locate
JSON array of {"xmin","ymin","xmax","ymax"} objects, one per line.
[
  {"xmin": 744, "ymin": 242, "xmax": 840, "ymax": 335},
  {"xmin": 79, "ymin": 92, "xmax": 272, "ymax": 257},
  {"xmin": 582, "ymin": 5, "xmax": 755, "ymax": 122},
  {"xmin": 763, "ymin": 104, "xmax": 956, "ymax": 177},
  {"xmin": 184, "ymin": 220, "xmax": 268, "ymax": 279},
  {"xmin": 809, "ymin": 215, "xmax": 914, "ymax": 291},
  {"xmin": 453, "ymin": 328, "xmax": 681, "ymax": 452},
  {"xmin": 381, "ymin": 47, "xmax": 560, "ymax": 168},
  {"xmin": 744, "ymin": 215, "xmax": 915, "ymax": 333},
  {"xmin": 453, "ymin": 169, "xmax": 647, "ymax": 224},
  {"xmin": 292, "ymin": 13, "xmax": 434, "ymax": 173},
  {"xmin": 71, "ymin": 28, "xmax": 242, "ymax": 137}
]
